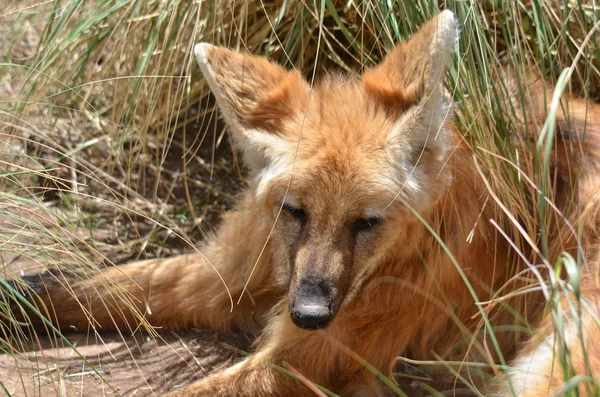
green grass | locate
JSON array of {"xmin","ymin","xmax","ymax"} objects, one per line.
[{"xmin": 1, "ymin": 0, "xmax": 599, "ymax": 396}]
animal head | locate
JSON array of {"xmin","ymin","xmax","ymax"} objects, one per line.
[{"xmin": 195, "ymin": 10, "xmax": 458, "ymax": 330}]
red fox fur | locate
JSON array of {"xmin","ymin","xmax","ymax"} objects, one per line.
[{"xmin": 10, "ymin": 10, "xmax": 600, "ymax": 397}]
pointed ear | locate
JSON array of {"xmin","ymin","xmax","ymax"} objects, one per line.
[
  {"xmin": 362, "ymin": 11, "xmax": 459, "ymax": 207},
  {"xmin": 362, "ymin": 10, "xmax": 458, "ymax": 182},
  {"xmin": 194, "ymin": 43, "xmax": 308, "ymax": 173},
  {"xmin": 362, "ymin": 10, "xmax": 458, "ymax": 115}
]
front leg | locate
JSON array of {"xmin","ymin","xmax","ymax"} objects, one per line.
[
  {"xmin": 167, "ymin": 342, "xmax": 383, "ymax": 397},
  {"xmin": 166, "ymin": 350, "xmax": 308, "ymax": 397},
  {"xmin": 166, "ymin": 305, "xmax": 409, "ymax": 397}
]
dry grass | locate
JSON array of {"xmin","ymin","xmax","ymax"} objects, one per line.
[{"xmin": 0, "ymin": 0, "xmax": 599, "ymax": 396}]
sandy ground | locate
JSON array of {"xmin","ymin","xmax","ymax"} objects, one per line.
[{"xmin": 0, "ymin": 329, "xmax": 251, "ymax": 397}]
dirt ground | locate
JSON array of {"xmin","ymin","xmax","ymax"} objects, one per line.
[{"xmin": 0, "ymin": 329, "xmax": 251, "ymax": 397}]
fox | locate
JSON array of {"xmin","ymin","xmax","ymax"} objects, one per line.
[{"xmin": 6, "ymin": 9, "xmax": 600, "ymax": 397}]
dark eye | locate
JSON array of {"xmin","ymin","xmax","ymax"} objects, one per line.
[
  {"xmin": 283, "ymin": 203, "xmax": 307, "ymax": 224},
  {"xmin": 351, "ymin": 217, "xmax": 382, "ymax": 235}
]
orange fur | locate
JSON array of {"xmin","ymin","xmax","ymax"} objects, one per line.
[{"xmin": 10, "ymin": 11, "xmax": 600, "ymax": 397}]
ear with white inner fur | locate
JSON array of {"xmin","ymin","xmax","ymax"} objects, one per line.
[
  {"xmin": 362, "ymin": 10, "xmax": 459, "ymax": 208},
  {"xmin": 362, "ymin": 10, "xmax": 459, "ymax": 152},
  {"xmin": 194, "ymin": 43, "xmax": 308, "ymax": 177}
]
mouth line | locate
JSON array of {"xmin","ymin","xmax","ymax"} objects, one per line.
[{"xmin": 292, "ymin": 318, "xmax": 331, "ymax": 330}]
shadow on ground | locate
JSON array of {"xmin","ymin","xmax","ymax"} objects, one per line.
[{"xmin": 0, "ymin": 328, "xmax": 251, "ymax": 396}]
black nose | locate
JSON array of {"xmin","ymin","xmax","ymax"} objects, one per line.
[{"xmin": 290, "ymin": 280, "xmax": 333, "ymax": 330}]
